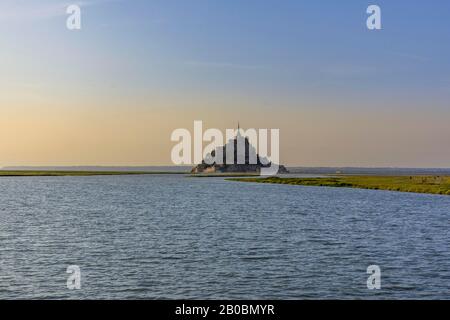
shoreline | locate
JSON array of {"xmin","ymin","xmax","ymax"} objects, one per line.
[
  {"xmin": 0, "ymin": 171, "xmax": 186, "ymax": 177},
  {"xmin": 228, "ymin": 176, "xmax": 450, "ymax": 196}
]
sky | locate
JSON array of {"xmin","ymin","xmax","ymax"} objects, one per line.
[{"xmin": 1, "ymin": 0, "xmax": 449, "ymax": 167}]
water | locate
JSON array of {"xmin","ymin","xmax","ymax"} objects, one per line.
[{"xmin": 0, "ymin": 174, "xmax": 449, "ymax": 299}]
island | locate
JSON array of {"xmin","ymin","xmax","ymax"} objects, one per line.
[{"xmin": 191, "ymin": 128, "xmax": 289, "ymax": 175}]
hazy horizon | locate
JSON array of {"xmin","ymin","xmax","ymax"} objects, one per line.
[
  {"xmin": 3, "ymin": 165, "xmax": 450, "ymax": 171},
  {"xmin": 1, "ymin": 0, "xmax": 450, "ymax": 168}
]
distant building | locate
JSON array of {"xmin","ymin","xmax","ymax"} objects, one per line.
[{"xmin": 191, "ymin": 126, "xmax": 289, "ymax": 174}]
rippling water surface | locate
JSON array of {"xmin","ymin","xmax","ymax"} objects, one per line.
[{"xmin": 0, "ymin": 175, "xmax": 449, "ymax": 299}]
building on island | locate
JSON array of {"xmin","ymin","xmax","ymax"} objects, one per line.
[{"xmin": 191, "ymin": 125, "xmax": 289, "ymax": 174}]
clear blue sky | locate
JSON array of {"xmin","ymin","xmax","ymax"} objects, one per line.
[
  {"xmin": 3, "ymin": 0, "xmax": 449, "ymax": 107},
  {"xmin": 96, "ymin": 0, "xmax": 450, "ymax": 106}
]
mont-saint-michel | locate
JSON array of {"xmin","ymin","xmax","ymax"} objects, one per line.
[
  {"xmin": 2, "ymin": 1, "xmax": 450, "ymax": 303},
  {"xmin": 190, "ymin": 124, "xmax": 289, "ymax": 175}
]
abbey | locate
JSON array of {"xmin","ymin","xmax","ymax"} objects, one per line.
[
  {"xmin": 191, "ymin": 128, "xmax": 289, "ymax": 175},
  {"xmin": 171, "ymin": 121, "xmax": 288, "ymax": 175}
]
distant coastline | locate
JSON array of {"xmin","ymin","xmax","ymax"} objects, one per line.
[
  {"xmin": 0, "ymin": 170, "xmax": 186, "ymax": 177},
  {"xmin": 287, "ymin": 167, "xmax": 450, "ymax": 176},
  {"xmin": 1, "ymin": 166, "xmax": 192, "ymax": 172},
  {"xmin": 3, "ymin": 166, "xmax": 450, "ymax": 178}
]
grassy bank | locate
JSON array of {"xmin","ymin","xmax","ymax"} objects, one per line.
[
  {"xmin": 0, "ymin": 171, "xmax": 186, "ymax": 177},
  {"xmin": 190, "ymin": 173, "xmax": 260, "ymax": 178},
  {"xmin": 229, "ymin": 176, "xmax": 450, "ymax": 196}
]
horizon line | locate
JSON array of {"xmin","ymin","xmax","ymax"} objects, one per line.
[{"xmin": 3, "ymin": 165, "xmax": 450, "ymax": 170}]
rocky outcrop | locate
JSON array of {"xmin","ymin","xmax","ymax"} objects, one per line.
[{"xmin": 191, "ymin": 131, "xmax": 289, "ymax": 174}]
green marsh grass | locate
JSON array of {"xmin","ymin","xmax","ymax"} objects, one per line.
[
  {"xmin": 229, "ymin": 176, "xmax": 450, "ymax": 196},
  {"xmin": 0, "ymin": 171, "xmax": 185, "ymax": 177}
]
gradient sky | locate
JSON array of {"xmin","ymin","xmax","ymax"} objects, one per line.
[{"xmin": 1, "ymin": 0, "xmax": 450, "ymax": 167}]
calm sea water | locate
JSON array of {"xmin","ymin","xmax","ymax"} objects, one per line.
[{"xmin": 0, "ymin": 174, "xmax": 449, "ymax": 299}]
